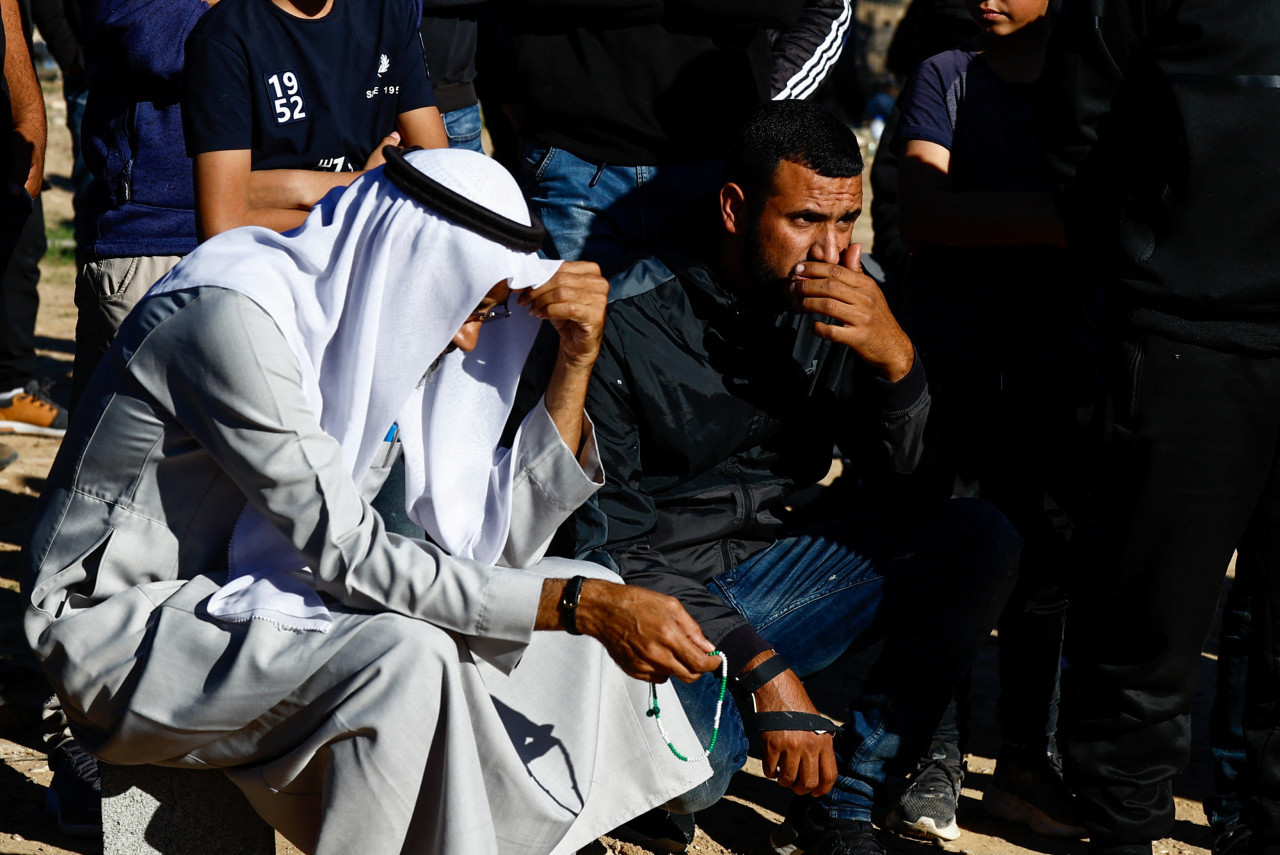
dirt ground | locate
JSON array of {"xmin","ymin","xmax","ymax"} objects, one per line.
[{"xmin": 0, "ymin": 80, "xmax": 1227, "ymax": 855}]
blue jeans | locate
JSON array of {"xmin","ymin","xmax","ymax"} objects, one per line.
[
  {"xmin": 443, "ymin": 103, "xmax": 484, "ymax": 154},
  {"xmin": 65, "ymin": 82, "xmax": 91, "ymax": 244},
  {"xmin": 518, "ymin": 143, "xmax": 723, "ymax": 275},
  {"xmin": 667, "ymin": 499, "xmax": 1020, "ymax": 821}
]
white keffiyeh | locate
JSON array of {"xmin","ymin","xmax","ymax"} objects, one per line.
[{"xmin": 147, "ymin": 148, "xmax": 563, "ymax": 630}]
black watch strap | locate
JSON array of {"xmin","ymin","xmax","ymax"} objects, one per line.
[
  {"xmin": 734, "ymin": 653, "xmax": 791, "ymax": 693},
  {"xmin": 559, "ymin": 576, "xmax": 586, "ymax": 636}
]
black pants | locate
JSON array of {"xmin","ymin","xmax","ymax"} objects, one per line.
[
  {"xmin": 926, "ymin": 359, "xmax": 1100, "ymax": 755},
  {"xmin": 1063, "ymin": 331, "xmax": 1280, "ymax": 853},
  {"xmin": 0, "ymin": 192, "xmax": 40, "ymax": 391}
]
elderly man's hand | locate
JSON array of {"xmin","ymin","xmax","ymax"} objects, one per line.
[
  {"xmin": 523, "ymin": 262, "xmax": 610, "ymax": 456},
  {"xmin": 518, "ymin": 261, "xmax": 609, "ymax": 369},
  {"xmin": 790, "ymin": 243, "xmax": 914, "ymax": 383},
  {"xmin": 576, "ymin": 580, "xmax": 721, "ymax": 684}
]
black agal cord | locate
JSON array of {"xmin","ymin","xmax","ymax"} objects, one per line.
[{"xmin": 382, "ymin": 146, "xmax": 547, "ymax": 252}]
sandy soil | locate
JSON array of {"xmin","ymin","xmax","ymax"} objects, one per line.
[{"xmin": 0, "ymin": 78, "xmax": 1225, "ymax": 855}]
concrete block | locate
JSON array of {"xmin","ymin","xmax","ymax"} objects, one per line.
[{"xmin": 101, "ymin": 764, "xmax": 275, "ymax": 855}]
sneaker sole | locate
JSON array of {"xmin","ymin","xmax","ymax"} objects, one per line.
[
  {"xmin": 886, "ymin": 808, "xmax": 962, "ymax": 842},
  {"xmin": 0, "ymin": 420, "xmax": 65, "ymax": 437},
  {"xmin": 769, "ymin": 835, "xmax": 828, "ymax": 855},
  {"xmin": 770, "ymin": 825, "xmax": 800, "ymax": 855},
  {"xmin": 983, "ymin": 788, "xmax": 1086, "ymax": 838}
]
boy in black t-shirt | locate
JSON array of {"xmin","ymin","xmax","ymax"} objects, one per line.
[
  {"xmin": 184, "ymin": 0, "xmax": 447, "ymax": 239},
  {"xmin": 885, "ymin": 0, "xmax": 1100, "ymax": 843}
]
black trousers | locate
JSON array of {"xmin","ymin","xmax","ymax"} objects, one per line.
[
  {"xmin": 925, "ymin": 359, "xmax": 1101, "ymax": 755},
  {"xmin": 1063, "ymin": 330, "xmax": 1280, "ymax": 854},
  {"xmin": 0, "ymin": 192, "xmax": 40, "ymax": 391}
]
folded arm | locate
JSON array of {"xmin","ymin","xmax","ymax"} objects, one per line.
[{"xmin": 899, "ymin": 139, "xmax": 1065, "ymax": 250}]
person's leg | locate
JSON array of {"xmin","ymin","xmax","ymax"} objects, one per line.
[
  {"xmin": 64, "ymin": 82, "xmax": 91, "ymax": 245},
  {"xmin": 981, "ymin": 370, "xmax": 1097, "ymax": 837},
  {"xmin": 659, "ymin": 511, "xmax": 902, "ymax": 816},
  {"xmin": 1237, "ymin": 452, "xmax": 1280, "ymax": 854},
  {"xmin": 183, "ymin": 613, "xmax": 489, "ymax": 855},
  {"xmin": 665, "ymin": 671, "xmax": 750, "ymax": 814},
  {"xmin": 1063, "ymin": 333, "xmax": 1280, "ymax": 854},
  {"xmin": 1208, "ymin": 570, "xmax": 1251, "ymax": 853},
  {"xmin": 71, "ymin": 254, "xmax": 183, "ymax": 410},
  {"xmin": 518, "ymin": 143, "xmax": 633, "ymax": 268},
  {"xmin": 443, "ymin": 102, "xmax": 485, "ymax": 153},
  {"xmin": 0, "ymin": 194, "xmax": 66, "ymax": 435},
  {"xmin": 0, "ymin": 192, "xmax": 42, "ymax": 392},
  {"xmin": 818, "ymin": 499, "xmax": 1019, "ymax": 823},
  {"xmin": 703, "ymin": 500, "xmax": 1018, "ymax": 823}
]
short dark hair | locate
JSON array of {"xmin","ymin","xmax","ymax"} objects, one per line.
[{"xmin": 724, "ymin": 100, "xmax": 864, "ymax": 207}]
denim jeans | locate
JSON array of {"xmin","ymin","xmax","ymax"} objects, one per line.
[
  {"xmin": 667, "ymin": 498, "xmax": 1020, "ymax": 821},
  {"xmin": 443, "ymin": 103, "xmax": 484, "ymax": 154},
  {"xmin": 518, "ymin": 143, "xmax": 723, "ymax": 275}
]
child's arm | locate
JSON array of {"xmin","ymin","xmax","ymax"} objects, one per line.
[
  {"xmin": 899, "ymin": 138, "xmax": 1066, "ymax": 251},
  {"xmin": 196, "ymin": 109, "xmax": 448, "ymax": 241},
  {"xmin": 194, "ymin": 143, "xmax": 377, "ymax": 240}
]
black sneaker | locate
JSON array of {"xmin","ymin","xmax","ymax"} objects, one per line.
[
  {"xmin": 885, "ymin": 750, "xmax": 965, "ymax": 841},
  {"xmin": 770, "ymin": 797, "xmax": 884, "ymax": 855},
  {"xmin": 612, "ymin": 808, "xmax": 696, "ymax": 853},
  {"xmin": 983, "ymin": 751, "xmax": 1085, "ymax": 838},
  {"xmin": 44, "ymin": 739, "xmax": 102, "ymax": 837},
  {"xmin": 1213, "ymin": 824, "xmax": 1253, "ymax": 855}
]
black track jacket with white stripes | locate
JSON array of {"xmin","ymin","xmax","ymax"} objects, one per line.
[{"xmin": 504, "ymin": 0, "xmax": 851, "ymax": 166}]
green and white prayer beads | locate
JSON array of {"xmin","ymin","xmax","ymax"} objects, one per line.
[{"xmin": 647, "ymin": 650, "xmax": 728, "ymax": 762}]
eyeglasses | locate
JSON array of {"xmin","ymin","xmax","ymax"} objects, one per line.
[{"xmin": 466, "ymin": 296, "xmax": 512, "ymax": 324}]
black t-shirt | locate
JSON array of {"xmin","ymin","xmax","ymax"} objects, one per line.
[
  {"xmin": 184, "ymin": 0, "xmax": 435, "ymax": 172},
  {"xmin": 895, "ymin": 45, "xmax": 1096, "ymax": 367}
]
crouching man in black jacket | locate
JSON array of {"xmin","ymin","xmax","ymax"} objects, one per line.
[{"xmin": 573, "ymin": 100, "xmax": 1020, "ymax": 855}]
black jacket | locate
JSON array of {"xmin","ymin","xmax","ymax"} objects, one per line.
[
  {"xmin": 499, "ymin": 0, "xmax": 849, "ymax": 165},
  {"xmin": 578, "ymin": 257, "xmax": 930, "ymax": 664},
  {"xmin": 1040, "ymin": 0, "xmax": 1280, "ymax": 354}
]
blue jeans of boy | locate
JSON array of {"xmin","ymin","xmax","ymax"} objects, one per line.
[{"xmin": 666, "ymin": 499, "xmax": 1019, "ymax": 821}]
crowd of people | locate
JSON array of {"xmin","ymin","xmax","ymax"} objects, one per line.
[{"xmin": 0, "ymin": 0, "xmax": 1275, "ymax": 855}]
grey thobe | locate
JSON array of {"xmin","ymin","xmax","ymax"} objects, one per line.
[{"xmin": 25, "ymin": 288, "xmax": 709, "ymax": 855}]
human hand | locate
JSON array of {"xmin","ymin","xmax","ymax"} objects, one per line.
[
  {"xmin": 576, "ymin": 580, "xmax": 721, "ymax": 684},
  {"xmin": 518, "ymin": 261, "xmax": 609, "ymax": 370},
  {"xmin": 364, "ymin": 132, "xmax": 402, "ymax": 172},
  {"xmin": 790, "ymin": 243, "xmax": 914, "ymax": 382},
  {"xmin": 755, "ymin": 668, "xmax": 838, "ymax": 796}
]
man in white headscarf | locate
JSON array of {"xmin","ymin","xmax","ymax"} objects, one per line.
[{"xmin": 23, "ymin": 148, "xmax": 717, "ymax": 855}]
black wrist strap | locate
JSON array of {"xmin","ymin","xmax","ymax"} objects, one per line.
[
  {"xmin": 754, "ymin": 711, "xmax": 843, "ymax": 735},
  {"xmin": 559, "ymin": 576, "xmax": 586, "ymax": 636},
  {"xmin": 734, "ymin": 653, "xmax": 791, "ymax": 693}
]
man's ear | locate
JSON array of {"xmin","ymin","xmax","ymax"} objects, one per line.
[{"xmin": 720, "ymin": 183, "xmax": 748, "ymax": 237}]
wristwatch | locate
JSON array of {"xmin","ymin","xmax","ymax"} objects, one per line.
[{"xmin": 560, "ymin": 575, "xmax": 586, "ymax": 635}]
